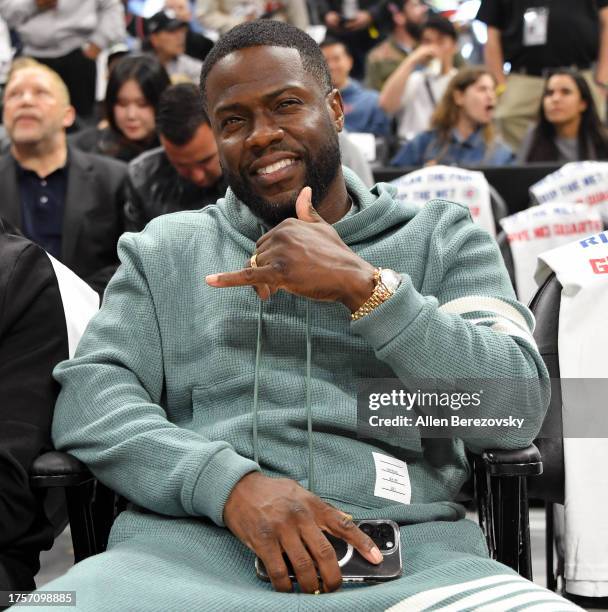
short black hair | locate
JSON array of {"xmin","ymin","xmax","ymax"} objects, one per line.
[
  {"xmin": 200, "ymin": 20, "xmax": 332, "ymax": 110},
  {"xmin": 105, "ymin": 54, "xmax": 171, "ymax": 136},
  {"xmin": 319, "ymin": 36, "xmax": 351, "ymax": 57},
  {"xmin": 156, "ymin": 83, "xmax": 209, "ymax": 145},
  {"xmin": 422, "ymin": 13, "xmax": 457, "ymax": 41}
]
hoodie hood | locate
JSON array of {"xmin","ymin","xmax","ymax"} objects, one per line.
[{"xmin": 216, "ymin": 166, "xmax": 419, "ymax": 244}]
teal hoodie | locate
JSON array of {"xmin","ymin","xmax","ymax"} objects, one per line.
[{"xmin": 52, "ymin": 168, "xmax": 549, "ymax": 530}]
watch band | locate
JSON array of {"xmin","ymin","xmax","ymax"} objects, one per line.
[{"xmin": 351, "ymin": 268, "xmax": 395, "ymax": 321}]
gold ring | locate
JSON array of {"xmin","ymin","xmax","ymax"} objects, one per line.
[
  {"xmin": 250, "ymin": 253, "xmax": 258, "ymax": 268},
  {"xmin": 342, "ymin": 513, "xmax": 353, "ymax": 523}
]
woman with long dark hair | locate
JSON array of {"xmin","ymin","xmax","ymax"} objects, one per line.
[
  {"xmin": 391, "ymin": 66, "xmax": 514, "ymax": 167},
  {"xmin": 71, "ymin": 54, "xmax": 171, "ymax": 162},
  {"xmin": 518, "ymin": 69, "xmax": 608, "ymax": 163}
]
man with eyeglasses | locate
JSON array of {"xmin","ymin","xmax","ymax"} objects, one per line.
[{"xmin": 124, "ymin": 83, "xmax": 226, "ymax": 232}]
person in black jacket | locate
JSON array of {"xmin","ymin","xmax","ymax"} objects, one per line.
[
  {"xmin": 0, "ymin": 218, "xmax": 66, "ymax": 593},
  {"xmin": 0, "ymin": 217, "xmax": 98, "ymax": 596},
  {"xmin": 0, "ymin": 61, "xmax": 127, "ymax": 295},
  {"xmin": 124, "ymin": 83, "xmax": 225, "ymax": 231}
]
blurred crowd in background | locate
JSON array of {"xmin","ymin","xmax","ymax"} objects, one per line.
[
  {"xmin": 0, "ymin": 0, "xmax": 607, "ymax": 170},
  {"xmin": 0, "ymin": 0, "xmax": 607, "ymax": 297}
]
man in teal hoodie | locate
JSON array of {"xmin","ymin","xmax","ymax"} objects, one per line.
[{"xmin": 38, "ymin": 19, "xmax": 577, "ymax": 612}]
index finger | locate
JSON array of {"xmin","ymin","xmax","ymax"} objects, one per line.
[{"xmin": 206, "ymin": 266, "xmax": 274, "ymax": 288}]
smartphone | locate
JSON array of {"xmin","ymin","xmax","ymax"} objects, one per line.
[{"xmin": 255, "ymin": 519, "xmax": 402, "ymax": 584}]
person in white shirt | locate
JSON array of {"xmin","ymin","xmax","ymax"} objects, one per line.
[{"xmin": 379, "ymin": 13, "xmax": 458, "ymax": 143}]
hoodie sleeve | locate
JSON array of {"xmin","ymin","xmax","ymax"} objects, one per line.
[
  {"xmin": 52, "ymin": 232, "xmax": 260, "ymax": 527},
  {"xmin": 352, "ymin": 201, "xmax": 550, "ymax": 453}
]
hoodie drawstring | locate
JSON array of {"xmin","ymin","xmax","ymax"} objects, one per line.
[{"xmin": 252, "ymin": 298, "xmax": 315, "ymax": 494}]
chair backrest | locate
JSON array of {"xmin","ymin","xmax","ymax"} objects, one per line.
[
  {"xmin": 496, "ymin": 231, "xmax": 516, "ymax": 293},
  {"xmin": 528, "ymin": 273, "xmax": 564, "ymax": 504},
  {"xmin": 488, "ymin": 185, "xmax": 508, "ymax": 229}
]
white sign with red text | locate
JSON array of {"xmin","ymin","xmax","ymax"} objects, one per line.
[
  {"xmin": 530, "ymin": 161, "xmax": 608, "ymax": 223},
  {"xmin": 499, "ymin": 203, "xmax": 603, "ymax": 303},
  {"xmin": 390, "ymin": 165, "xmax": 495, "ymax": 237}
]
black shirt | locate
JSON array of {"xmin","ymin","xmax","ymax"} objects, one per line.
[
  {"xmin": 15, "ymin": 158, "xmax": 68, "ymax": 259},
  {"xmin": 476, "ymin": 0, "xmax": 608, "ymax": 75}
]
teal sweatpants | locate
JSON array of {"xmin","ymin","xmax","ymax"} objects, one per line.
[{"xmin": 21, "ymin": 513, "xmax": 581, "ymax": 611}]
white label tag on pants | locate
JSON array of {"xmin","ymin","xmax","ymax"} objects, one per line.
[{"xmin": 372, "ymin": 452, "xmax": 411, "ymax": 505}]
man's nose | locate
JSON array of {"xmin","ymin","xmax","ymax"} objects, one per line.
[
  {"xmin": 246, "ymin": 111, "xmax": 284, "ymax": 150},
  {"xmin": 18, "ymin": 90, "xmax": 35, "ymax": 104},
  {"xmin": 191, "ymin": 167, "xmax": 207, "ymax": 185}
]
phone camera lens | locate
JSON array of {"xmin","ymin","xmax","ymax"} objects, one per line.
[{"xmin": 360, "ymin": 523, "xmax": 373, "ymax": 536}]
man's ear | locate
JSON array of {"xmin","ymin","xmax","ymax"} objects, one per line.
[
  {"xmin": 326, "ymin": 88, "xmax": 345, "ymax": 132},
  {"xmin": 63, "ymin": 105, "xmax": 76, "ymax": 130}
]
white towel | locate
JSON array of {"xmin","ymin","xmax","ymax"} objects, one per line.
[
  {"xmin": 46, "ymin": 254, "xmax": 99, "ymax": 358},
  {"xmin": 536, "ymin": 229, "xmax": 608, "ymax": 596}
]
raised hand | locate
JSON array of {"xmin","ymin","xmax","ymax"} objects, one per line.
[{"xmin": 206, "ymin": 187, "xmax": 376, "ymax": 312}]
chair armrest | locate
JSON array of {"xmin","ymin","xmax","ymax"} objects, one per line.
[
  {"xmin": 480, "ymin": 444, "xmax": 543, "ymax": 477},
  {"xmin": 30, "ymin": 451, "xmax": 94, "ymax": 488}
]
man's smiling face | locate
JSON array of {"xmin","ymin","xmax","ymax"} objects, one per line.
[{"xmin": 205, "ymin": 45, "xmax": 344, "ymax": 226}]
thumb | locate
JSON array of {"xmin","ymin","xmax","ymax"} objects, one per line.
[{"xmin": 295, "ymin": 186, "xmax": 323, "ymax": 223}]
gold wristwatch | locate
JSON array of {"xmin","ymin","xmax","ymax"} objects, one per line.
[{"xmin": 351, "ymin": 268, "xmax": 402, "ymax": 321}]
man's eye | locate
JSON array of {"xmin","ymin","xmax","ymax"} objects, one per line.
[
  {"xmin": 222, "ymin": 117, "xmax": 242, "ymax": 129},
  {"xmin": 277, "ymin": 99, "xmax": 300, "ymax": 109}
]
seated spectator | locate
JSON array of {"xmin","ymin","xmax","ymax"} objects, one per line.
[
  {"xmin": 36, "ymin": 22, "xmax": 561, "ymax": 611},
  {"xmin": 391, "ymin": 66, "xmax": 514, "ymax": 167},
  {"xmin": 379, "ymin": 13, "xmax": 458, "ymax": 143},
  {"xmin": 0, "ymin": 217, "xmax": 65, "ymax": 593},
  {"xmin": 146, "ymin": 10, "xmax": 204, "ymax": 84},
  {"xmin": 364, "ymin": 0, "xmax": 427, "ymax": 91},
  {"xmin": 164, "ymin": 0, "xmax": 214, "ymax": 61},
  {"xmin": 518, "ymin": 69, "xmax": 608, "ymax": 164},
  {"xmin": 0, "ymin": 61, "xmax": 127, "ymax": 294},
  {"xmin": 0, "ymin": 216, "xmax": 98, "ymax": 593},
  {"xmin": 0, "ymin": 0, "xmax": 126, "ymax": 121},
  {"xmin": 318, "ymin": 0, "xmax": 392, "ymax": 80},
  {"xmin": 71, "ymin": 54, "xmax": 171, "ymax": 163},
  {"xmin": 195, "ymin": 0, "xmax": 309, "ymax": 37},
  {"xmin": 321, "ymin": 37, "xmax": 391, "ymax": 136},
  {"xmin": 124, "ymin": 83, "xmax": 225, "ymax": 232}
]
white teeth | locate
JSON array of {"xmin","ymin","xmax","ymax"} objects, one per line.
[{"xmin": 257, "ymin": 158, "xmax": 295, "ymax": 175}]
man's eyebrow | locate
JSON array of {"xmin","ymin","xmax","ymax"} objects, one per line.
[
  {"xmin": 197, "ymin": 151, "xmax": 218, "ymax": 163},
  {"xmin": 215, "ymin": 86, "xmax": 307, "ymax": 115}
]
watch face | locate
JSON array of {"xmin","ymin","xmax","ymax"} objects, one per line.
[{"xmin": 380, "ymin": 269, "xmax": 402, "ymax": 293}]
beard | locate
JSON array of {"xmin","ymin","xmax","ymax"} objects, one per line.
[{"xmin": 224, "ymin": 129, "xmax": 342, "ymax": 227}]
